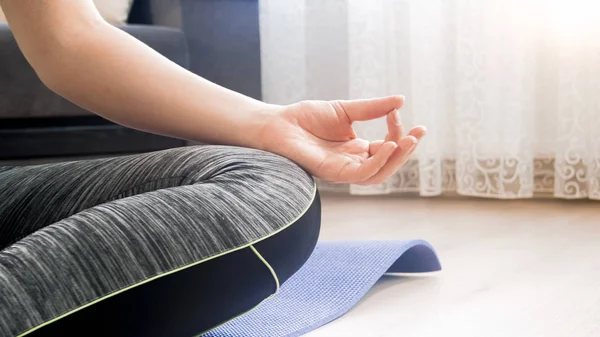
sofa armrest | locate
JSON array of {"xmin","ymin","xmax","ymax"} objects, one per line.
[
  {"xmin": 180, "ymin": 0, "xmax": 262, "ymax": 100},
  {"xmin": 128, "ymin": 0, "xmax": 183, "ymax": 28}
]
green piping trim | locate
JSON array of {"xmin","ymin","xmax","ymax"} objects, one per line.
[
  {"xmin": 16, "ymin": 181, "xmax": 317, "ymax": 337},
  {"xmin": 250, "ymin": 245, "xmax": 280, "ymax": 294},
  {"xmin": 194, "ymin": 245, "xmax": 280, "ymax": 337}
]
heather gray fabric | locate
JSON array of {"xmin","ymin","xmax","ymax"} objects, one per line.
[
  {"xmin": 0, "ymin": 145, "xmax": 316, "ymax": 337},
  {"xmin": 0, "ymin": 23, "xmax": 189, "ymax": 118}
]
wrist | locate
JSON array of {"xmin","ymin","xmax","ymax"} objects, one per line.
[{"xmin": 244, "ymin": 103, "xmax": 284, "ymax": 151}]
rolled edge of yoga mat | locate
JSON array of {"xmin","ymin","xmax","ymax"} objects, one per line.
[{"xmin": 203, "ymin": 239, "xmax": 441, "ymax": 337}]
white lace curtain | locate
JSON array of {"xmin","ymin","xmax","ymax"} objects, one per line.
[{"xmin": 259, "ymin": 0, "xmax": 600, "ymax": 200}]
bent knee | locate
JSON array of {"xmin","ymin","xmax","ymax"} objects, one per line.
[
  {"xmin": 179, "ymin": 145, "xmax": 315, "ymax": 214},
  {"xmin": 179, "ymin": 145, "xmax": 312, "ymax": 185}
]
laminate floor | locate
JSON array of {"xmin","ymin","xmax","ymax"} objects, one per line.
[{"xmin": 307, "ymin": 193, "xmax": 600, "ymax": 337}]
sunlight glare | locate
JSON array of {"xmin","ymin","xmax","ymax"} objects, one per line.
[{"xmin": 545, "ymin": 0, "xmax": 600, "ymax": 40}]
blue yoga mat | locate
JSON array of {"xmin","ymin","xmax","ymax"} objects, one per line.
[{"xmin": 203, "ymin": 240, "xmax": 441, "ymax": 337}]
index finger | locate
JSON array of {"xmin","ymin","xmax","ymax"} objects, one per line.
[{"xmin": 337, "ymin": 95, "xmax": 405, "ymax": 122}]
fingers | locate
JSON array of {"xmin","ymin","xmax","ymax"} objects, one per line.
[
  {"xmin": 337, "ymin": 95, "xmax": 405, "ymax": 122},
  {"xmin": 359, "ymin": 138, "xmax": 417, "ymax": 185},
  {"xmin": 368, "ymin": 140, "xmax": 385, "ymax": 156},
  {"xmin": 404, "ymin": 126, "xmax": 427, "ymax": 158},
  {"xmin": 409, "ymin": 125, "xmax": 427, "ymax": 141},
  {"xmin": 356, "ymin": 125, "xmax": 427, "ymax": 185},
  {"xmin": 340, "ymin": 141, "xmax": 398, "ymax": 182},
  {"xmin": 360, "ymin": 126, "xmax": 427, "ymax": 185},
  {"xmin": 385, "ymin": 109, "xmax": 404, "ymax": 144},
  {"xmin": 370, "ymin": 124, "xmax": 425, "ymax": 154}
]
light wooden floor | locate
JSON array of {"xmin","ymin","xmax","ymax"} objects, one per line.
[{"xmin": 307, "ymin": 193, "xmax": 600, "ymax": 337}]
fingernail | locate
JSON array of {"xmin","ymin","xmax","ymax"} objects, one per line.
[
  {"xmin": 393, "ymin": 109, "xmax": 401, "ymax": 125},
  {"xmin": 408, "ymin": 136, "xmax": 418, "ymax": 144}
]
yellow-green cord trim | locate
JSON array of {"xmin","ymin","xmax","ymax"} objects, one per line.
[
  {"xmin": 250, "ymin": 245, "xmax": 280, "ymax": 294},
  {"xmin": 17, "ymin": 181, "xmax": 317, "ymax": 337}
]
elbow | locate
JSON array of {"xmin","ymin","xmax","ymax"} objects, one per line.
[
  {"xmin": 34, "ymin": 62, "xmax": 78, "ymax": 103},
  {"xmin": 36, "ymin": 64, "xmax": 66, "ymax": 95},
  {"xmin": 31, "ymin": 42, "xmax": 90, "ymax": 102},
  {"xmin": 26, "ymin": 22, "xmax": 106, "ymax": 99},
  {"xmin": 22, "ymin": 36, "xmax": 75, "ymax": 97}
]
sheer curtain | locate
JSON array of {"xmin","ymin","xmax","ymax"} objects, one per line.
[{"xmin": 259, "ymin": 0, "xmax": 600, "ymax": 200}]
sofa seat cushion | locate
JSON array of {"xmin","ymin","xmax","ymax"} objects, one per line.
[{"xmin": 0, "ymin": 24, "xmax": 189, "ymax": 118}]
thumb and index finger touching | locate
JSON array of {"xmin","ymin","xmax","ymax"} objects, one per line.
[
  {"xmin": 337, "ymin": 95, "xmax": 430, "ymax": 185},
  {"xmin": 338, "ymin": 94, "xmax": 426, "ymax": 148},
  {"xmin": 337, "ymin": 95, "xmax": 406, "ymax": 122}
]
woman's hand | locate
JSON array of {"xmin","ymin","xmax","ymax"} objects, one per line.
[
  {"xmin": 259, "ymin": 96, "xmax": 426, "ymax": 185},
  {"xmin": 0, "ymin": 2, "xmax": 423, "ymax": 171}
]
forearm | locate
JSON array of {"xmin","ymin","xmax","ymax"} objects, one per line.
[
  {"xmin": 1, "ymin": 0, "xmax": 276, "ymax": 148},
  {"xmin": 46, "ymin": 22, "xmax": 276, "ymax": 148}
]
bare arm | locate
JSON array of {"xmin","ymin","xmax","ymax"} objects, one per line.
[
  {"xmin": 1, "ymin": 0, "xmax": 426, "ymax": 184},
  {"xmin": 0, "ymin": 0, "xmax": 274, "ymax": 148}
]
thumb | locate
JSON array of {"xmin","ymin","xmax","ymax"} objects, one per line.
[{"xmin": 337, "ymin": 95, "xmax": 405, "ymax": 122}]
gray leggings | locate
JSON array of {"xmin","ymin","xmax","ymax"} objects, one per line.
[{"xmin": 0, "ymin": 146, "xmax": 320, "ymax": 337}]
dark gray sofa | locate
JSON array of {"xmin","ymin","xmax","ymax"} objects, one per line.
[{"xmin": 0, "ymin": 0, "xmax": 261, "ymax": 160}]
